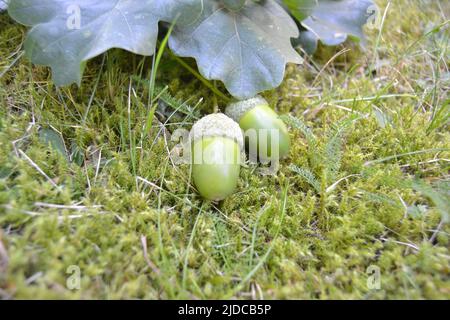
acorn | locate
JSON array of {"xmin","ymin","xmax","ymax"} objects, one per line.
[
  {"xmin": 226, "ymin": 96, "xmax": 290, "ymax": 163},
  {"xmin": 189, "ymin": 113, "xmax": 244, "ymax": 201}
]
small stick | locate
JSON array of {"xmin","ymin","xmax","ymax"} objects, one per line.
[
  {"xmin": 140, "ymin": 235, "xmax": 160, "ymax": 275},
  {"xmin": 18, "ymin": 149, "xmax": 59, "ymax": 189},
  {"xmin": 34, "ymin": 202, "xmax": 102, "ymax": 210}
]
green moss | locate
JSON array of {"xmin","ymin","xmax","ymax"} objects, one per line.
[{"xmin": 1, "ymin": 0, "xmax": 449, "ymax": 299}]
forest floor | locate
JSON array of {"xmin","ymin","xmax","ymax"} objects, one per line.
[{"xmin": 0, "ymin": 0, "xmax": 449, "ymax": 299}]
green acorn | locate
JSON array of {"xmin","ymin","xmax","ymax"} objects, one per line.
[
  {"xmin": 226, "ymin": 96, "xmax": 290, "ymax": 163},
  {"xmin": 189, "ymin": 113, "xmax": 244, "ymax": 201}
]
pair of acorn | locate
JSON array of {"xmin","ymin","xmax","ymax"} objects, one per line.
[{"xmin": 189, "ymin": 96, "xmax": 290, "ymax": 201}]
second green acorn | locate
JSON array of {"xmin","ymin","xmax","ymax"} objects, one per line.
[{"xmin": 226, "ymin": 96, "xmax": 290, "ymax": 163}]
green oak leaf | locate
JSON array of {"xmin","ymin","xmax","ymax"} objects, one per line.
[
  {"xmin": 169, "ymin": 0, "xmax": 303, "ymax": 99},
  {"xmin": 282, "ymin": 0, "xmax": 316, "ymax": 21},
  {"xmin": 291, "ymin": 0, "xmax": 376, "ymax": 53},
  {"xmin": 8, "ymin": 0, "xmax": 201, "ymax": 86},
  {"xmin": 222, "ymin": 0, "xmax": 247, "ymax": 11},
  {"xmin": 294, "ymin": 29, "xmax": 318, "ymax": 55}
]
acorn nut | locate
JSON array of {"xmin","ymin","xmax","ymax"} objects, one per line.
[
  {"xmin": 189, "ymin": 113, "xmax": 244, "ymax": 201},
  {"xmin": 226, "ymin": 96, "xmax": 290, "ymax": 163}
]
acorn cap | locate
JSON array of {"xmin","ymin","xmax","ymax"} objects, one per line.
[
  {"xmin": 225, "ymin": 96, "xmax": 269, "ymax": 122},
  {"xmin": 189, "ymin": 113, "xmax": 244, "ymax": 150}
]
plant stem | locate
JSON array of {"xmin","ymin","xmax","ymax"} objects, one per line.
[{"xmin": 169, "ymin": 52, "xmax": 231, "ymax": 103}]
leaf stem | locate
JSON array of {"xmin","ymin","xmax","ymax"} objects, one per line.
[{"xmin": 168, "ymin": 52, "xmax": 231, "ymax": 103}]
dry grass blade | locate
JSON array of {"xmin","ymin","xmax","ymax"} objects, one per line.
[{"xmin": 140, "ymin": 235, "xmax": 161, "ymax": 275}]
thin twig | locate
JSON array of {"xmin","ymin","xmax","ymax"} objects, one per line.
[
  {"xmin": 312, "ymin": 48, "xmax": 350, "ymax": 86},
  {"xmin": 34, "ymin": 202, "xmax": 102, "ymax": 210},
  {"xmin": 364, "ymin": 148, "xmax": 448, "ymax": 166},
  {"xmin": 326, "ymin": 174, "xmax": 361, "ymax": 193},
  {"xmin": 140, "ymin": 235, "xmax": 161, "ymax": 275},
  {"xmin": 429, "ymin": 220, "xmax": 444, "ymax": 244},
  {"xmin": 380, "ymin": 237, "xmax": 419, "ymax": 251},
  {"xmin": 18, "ymin": 149, "xmax": 59, "ymax": 189}
]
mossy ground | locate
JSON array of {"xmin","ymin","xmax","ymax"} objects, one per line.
[{"xmin": 0, "ymin": 0, "xmax": 449, "ymax": 299}]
